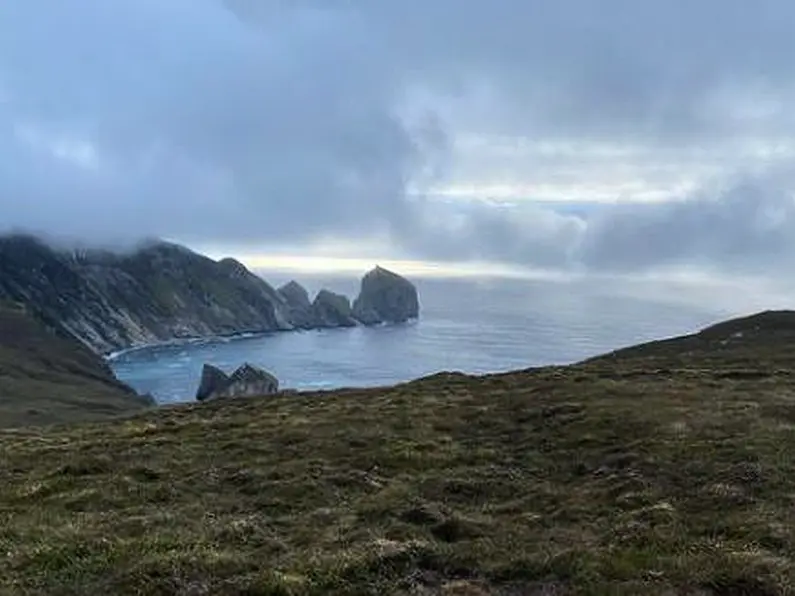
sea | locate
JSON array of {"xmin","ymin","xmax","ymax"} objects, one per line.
[{"xmin": 109, "ymin": 273, "xmax": 789, "ymax": 404}]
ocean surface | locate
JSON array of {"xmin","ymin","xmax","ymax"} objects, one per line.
[{"xmin": 109, "ymin": 274, "xmax": 766, "ymax": 404}]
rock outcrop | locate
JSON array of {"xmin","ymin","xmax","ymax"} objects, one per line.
[
  {"xmin": 311, "ymin": 290, "xmax": 358, "ymax": 328},
  {"xmin": 195, "ymin": 363, "xmax": 279, "ymax": 401},
  {"xmin": 195, "ymin": 363, "xmax": 230, "ymax": 401},
  {"xmin": 0, "ymin": 234, "xmax": 421, "ymax": 355},
  {"xmin": 278, "ymin": 281, "xmax": 315, "ymax": 329},
  {"xmin": 353, "ymin": 266, "xmax": 420, "ymax": 324}
]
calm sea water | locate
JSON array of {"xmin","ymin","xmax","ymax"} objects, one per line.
[{"xmin": 109, "ymin": 275, "xmax": 764, "ymax": 404}]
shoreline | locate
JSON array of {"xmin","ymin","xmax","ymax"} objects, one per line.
[
  {"xmin": 104, "ymin": 317, "xmax": 419, "ymax": 362},
  {"xmin": 103, "ymin": 329, "xmax": 280, "ymax": 362}
]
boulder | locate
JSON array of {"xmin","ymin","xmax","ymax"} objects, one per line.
[
  {"xmin": 311, "ymin": 290, "xmax": 358, "ymax": 328},
  {"xmin": 352, "ymin": 266, "xmax": 419, "ymax": 324},
  {"xmin": 195, "ymin": 363, "xmax": 230, "ymax": 401},
  {"xmin": 196, "ymin": 362, "xmax": 279, "ymax": 401}
]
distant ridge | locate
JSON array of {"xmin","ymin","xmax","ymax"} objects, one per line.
[{"xmin": 0, "ymin": 234, "xmax": 419, "ymax": 354}]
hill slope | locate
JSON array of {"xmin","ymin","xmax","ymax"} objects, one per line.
[
  {"xmin": 588, "ymin": 309, "xmax": 795, "ymax": 370},
  {"xmin": 2, "ymin": 310, "xmax": 795, "ymax": 593},
  {"xmin": 0, "ymin": 304, "xmax": 153, "ymax": 428}
]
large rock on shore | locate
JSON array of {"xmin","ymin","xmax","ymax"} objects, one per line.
[
  {"xmin": 195, "ymin": 363, "xmax": 279, "ymax": 401},
  {"xmin": 353, "ymin": 266, "xmax": 419, "ymax": 324}
]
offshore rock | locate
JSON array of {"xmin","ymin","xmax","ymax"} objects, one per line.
[
  {"xmin": 278, "ymin": 281, "xmax": 316, "ymax": 329},
  {"xmin": 353, "ymin": 266, "xmax": 419, "ymax": 324},
  {"xmin": 196, "ymin": 363, "xmax": 279, "ymax": 401},
  {"xmin": 195, "ymin": 363, "xmax": 231, "ymax": 401},
  {"xmin": 311, "ymin": 290, "xmax": 358, "ymax": 328}
]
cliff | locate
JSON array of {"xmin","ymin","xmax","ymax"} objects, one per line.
[
  {"xmin": 0, "ymin": 235, "xmax": 420, "ymax": 354},
  {"xmin": 0, "ymin": 235, "xmax": 293, "ymax": 353},
  {"xmin": 0, "ymin": 303, "xmax": 153, "ymax": 428}
]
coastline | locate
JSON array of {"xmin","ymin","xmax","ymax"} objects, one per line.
[
  {"xmin": 103, "ymin": 329, "xmax": 277, "ymax": 362},
  {"xmin": 104, "ymin": 316, "xmax": 421, "ymax": 362}
]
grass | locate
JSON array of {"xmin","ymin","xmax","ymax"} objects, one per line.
[
  {"xmin": 3, "ymin": 311, "xmax": 795, "ymax": 593},
  {"xmin": 0, "ymin": 305, "xmax": 152, "ymax": 428}
]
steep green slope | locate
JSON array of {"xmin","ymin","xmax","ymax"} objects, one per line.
[
  {"xmin": 2, "ymin": 311, "xmax": 795, "ymax": 593},
  {"xmin": 0, "ymin": 304, "xmax": 153, "ymax": 428}
]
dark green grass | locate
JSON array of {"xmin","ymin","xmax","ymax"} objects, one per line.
[
  {"xmin": 4, "ymin": 358, "xmax": 795, "ymax": 594},
  {"xmin": 0, "ymin": 305, "xmax": 151, "ymax": 428}
]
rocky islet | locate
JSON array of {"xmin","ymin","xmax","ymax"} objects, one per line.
[{"xmin": 195, "ymin": 362, "xmax": 279, "ymax": 401}]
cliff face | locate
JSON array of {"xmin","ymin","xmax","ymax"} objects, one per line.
[
  {"xmin": 0, "ymin": 236, "xmax": 295, "ymax": 354},
  {"xmin": 74, "ymin": 243, "xmax": 294, "ymax": 347},
  {"xmin": 0, "ymin": 235, "xmax": 420, "ymax": 354}
]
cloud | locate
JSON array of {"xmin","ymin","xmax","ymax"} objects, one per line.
[
  {"xmin": 400, "ymin": 171, "xmax": 795, "ymax": 275},
  {"xmin": 578, "ymin": 172, "xmax": 795, "ymax": 273},
  {"xmin": 1, "ymin": 1, "xmax": 795, "ymax": 276},
  {"xmin": 0, "ymin": 1, "xmax": 419, "ymax": 247}
]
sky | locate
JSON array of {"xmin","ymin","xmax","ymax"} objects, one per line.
[{"xmin": 2, "ymin": 1, "xmax": 795, "ymax": 279}]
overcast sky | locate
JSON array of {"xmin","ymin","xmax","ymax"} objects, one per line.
[{"xmin": 1, "ymin": 1, "xmax": 795, "ymax": 277}]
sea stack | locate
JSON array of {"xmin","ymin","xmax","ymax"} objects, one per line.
[
  {"xmin": 311, "ymin": 290, "xmax": 358, "ymax": 328},
  {"xmin": 195, "ymin": 364, "xmax": 230, "ymax": 401},
  {"xmin": 277, "ymin": 281, "xmax": 315, "ymax": 329},
  {"xmin": 196, "ymin": 363, "xmax": 279, "ymax": 401},
  {"xmin": 353, "ymin": 266, "xmax": 419, "ymax": 324}
]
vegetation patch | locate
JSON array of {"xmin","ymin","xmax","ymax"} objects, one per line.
[{"xmin": 4, "ymin": 310, "xmax": 795, "ymax": 593}]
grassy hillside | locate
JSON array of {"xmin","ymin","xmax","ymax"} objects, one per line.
[
  {"xmin": 3, "ymin": 311, "xmax": 795, "ymax": 593},
  {"xmin": 0, "ymin": 304, "xmax": 153, "ymax": 428}
]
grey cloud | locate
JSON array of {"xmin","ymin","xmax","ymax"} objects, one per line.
[
  {"xmin": 2, "ymin": 0, "xmax": 795, "ymax": 276},
  {"xmin": 395, "ymin": 198, "xmax": 584, "ymax": 268},
  {"xmin": 338, "ymin": 0, "xmax": 795, "ymax": 141},
  {"xmin": 396, "ymin": 173, "xmax": 795, "ymax": 275},
  {"xmin": 577, "ymin": 174, "xmax": 795, "ymax": 273},
  {"xmin": 0, "ymin": 1, "xmax": 417, "ymax": 247}
]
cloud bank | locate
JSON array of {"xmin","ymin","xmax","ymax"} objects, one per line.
[{"xmin": 1, "ymin": 1, "xmax": 795, "ymax": 275}]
